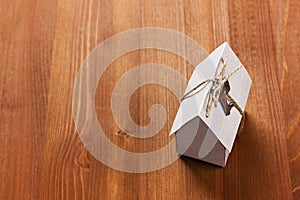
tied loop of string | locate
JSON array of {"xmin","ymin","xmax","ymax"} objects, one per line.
[{"xmin": 181, "ymin": 57, "xmax": 246, "ymax": 132}]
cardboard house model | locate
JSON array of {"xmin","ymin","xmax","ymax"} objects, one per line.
[{"xmin": 170, "ymin": 42, "xmax": 252, "ymax": 167}]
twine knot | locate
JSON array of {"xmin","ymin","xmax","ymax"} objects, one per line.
[{"xmin": 181, "ymin": 57, "xmax": 243, "ymax": 118}]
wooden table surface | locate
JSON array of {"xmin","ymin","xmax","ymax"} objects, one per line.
[{"xmin": 0, "ymin": 0, "xmax": 299, "ymax": 199}]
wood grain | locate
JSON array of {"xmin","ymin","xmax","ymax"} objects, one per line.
[{"xmin": 0, "ymin": 0, "xmax": 299, "ymax": 199}]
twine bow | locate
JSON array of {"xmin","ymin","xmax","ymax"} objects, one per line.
[{"xmin": 181, "ymin": 57, "xmax": 245, "ymax": 123}]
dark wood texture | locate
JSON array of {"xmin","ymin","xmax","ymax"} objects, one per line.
[{"xmin": 0, "ymin": 0, "xmax": 299, "ymax": 199}]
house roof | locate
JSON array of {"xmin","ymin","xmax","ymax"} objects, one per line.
[{"xmin": 170, "ymin": 42, "xmax": 252, "ymax": 152}]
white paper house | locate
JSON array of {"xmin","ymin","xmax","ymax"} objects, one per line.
[{"xmin": 170, "ymin": 42, "xmax": 252, "ymax": 167}]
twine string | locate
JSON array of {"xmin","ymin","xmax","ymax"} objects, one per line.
[{"xmin": 181, "ymin": 57, "xmax": 244, "ymax": 124}]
